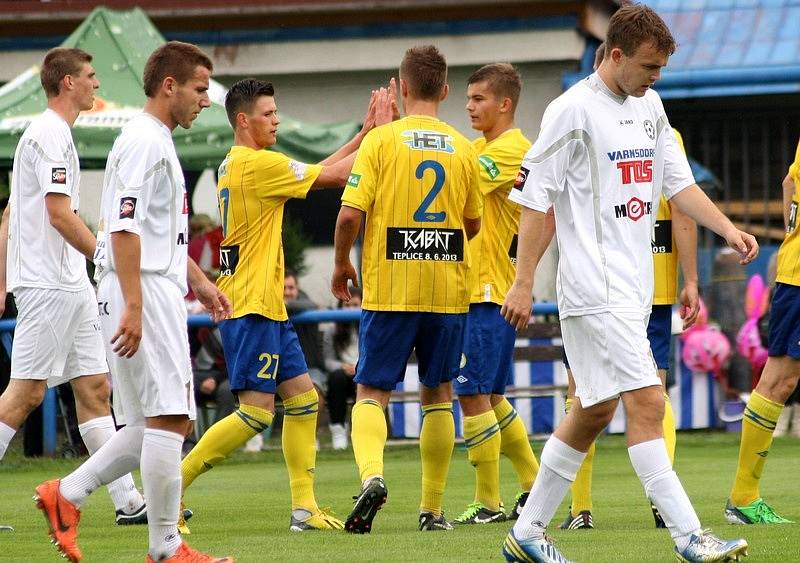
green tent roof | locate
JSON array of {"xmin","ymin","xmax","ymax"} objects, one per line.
[{"xmin": 0, "ymin": 6, "xmax": 359, "ymax": 171}]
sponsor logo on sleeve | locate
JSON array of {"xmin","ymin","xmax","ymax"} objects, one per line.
[
  {"xmin": 508, "ymin": 234, "xmax": 519, "ymax": 265},
  {"xmin": 51, "ymin": 167, "xmax": 67, "ymax": 184},
  {"xmin": 788, "ymin": 201, "xmax": 797, "ymax": 233},
  {"xmin": 118, "ymin": 197, "xmax": 137, "ymax": 219},
  {"xmin": 512, "ymin": 166, "xmax": 529, "ymax": 191},
  {"xmin": 288, "ymin": 159, "xmax": 308, "ymax": 181},
  {"xmin": 385, "ymin": 227, "xmax": 464, "ymax": 261},
  {"xmin": 651, "ymin": 219, "xmax": 673, "ymax": 254},
  {"xmin": 219, "ymin": 245, "xmax": 240, "ymax": 277},
  {"xmin": 346, "ymin": 172, "xmax": 361, "ymax": 189},
  {"xmin": 478, "ymin": 155, "xmax": 500, "ymax": 180}
]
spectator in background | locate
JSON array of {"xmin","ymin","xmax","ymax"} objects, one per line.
[
  {"xmin": 322, "ymin": 287, "xmax": 362, "ymax": 450},
  {"xmin": 186, "ymin": 214, "xmax": 222, "ymax": 307}
]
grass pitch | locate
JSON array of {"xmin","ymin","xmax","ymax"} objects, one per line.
[{"xmin": 0, "ymin": 432, "xmax": 798, "ymax": 562}]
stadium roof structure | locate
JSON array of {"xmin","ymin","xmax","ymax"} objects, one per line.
[
  {"xmin": 563, "ymin": 0, "xmax": 800, "ymax": 99},
  {"xmin": 648, "ymin": 0, "xmax": 800, "ymax": 99},
  {"xmin": 0, "ymin": 6, "xmax": 359, "ymax": 171}
]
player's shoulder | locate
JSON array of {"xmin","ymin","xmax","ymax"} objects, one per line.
[{"xmin": 22, "ymin": 111, "xmax": 70, "ymax": 149}]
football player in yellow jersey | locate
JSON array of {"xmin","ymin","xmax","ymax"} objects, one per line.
[
  {"xmin": 450, "ymin": 63, "xmax": 541, "ymax": 526},
  {"xmin": 558, "ymin": 42, "xmax": 700, "ymax": 531},
  {"xmin": 726, "ymin": 139, "xmax": 800, "ymax": 525},
  {"xmin": 180, "ymin": 78, "xmax": 392, "ymax": 533},
  {"xmin": 332, "ymin": 45, "xmax": 483, "ymax": 533}
]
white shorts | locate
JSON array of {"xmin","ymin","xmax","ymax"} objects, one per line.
[
  {"xmin": 11, "ymin": 286, "xmax": 108, "ymax": 388},
  {"xmin": 561, "ymin": 311, "xmax": 661, "ymax": 407},
  {"xmin": 98, "ymin": 272, "xmax": 195, "ymax": 425}
]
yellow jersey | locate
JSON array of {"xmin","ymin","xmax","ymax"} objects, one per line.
[
  {"xmin": 776, "ymin": 138, "xmax": 800, "ymax": 286},
  {"xmin": 216, "ymin": 145, "xmax": 322, "ymax": 321},
  {"xmin": 469, "ymin": 128, "xmax": 531, "ymax": 305},
  {"xmin": 652, "ymin": 129, "xmax": 687, "ymax": 305},
  {"xmin": 342, "ymin": 115, "xmax": 483, "ymax": 313}
]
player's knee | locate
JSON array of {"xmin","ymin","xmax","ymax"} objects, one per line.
[
  {"xmin": 73, "ymin": 375, "xmax": 111, "ymax": 412},
  {"xmin": 15, "ymin": 383, "xmax": 46, "ymax": 413}
]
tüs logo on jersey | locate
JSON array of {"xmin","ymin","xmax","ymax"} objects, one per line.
[
  {"xmin": 788, "ymin": 201, "xmax": 797, "ymax": 233},
  {"xmin": 385, "ymin": 227, "xmax": 464, "ymax": 261},
  {"xmin": 401, "ymin": 130, "xmax": 454, "ymax": 153},
  {"xmin": 219, "ymin": 245, "xmax": 240, "ymax": 276},
  {"xmin": 508, "ymin": 234, "xmax": 518, "ymax": 265},
  {"xmin": 51, "ymin": 167, "xmax": 67, "ymax": 184},
  {"xmin": 478, "ymin": 155, "xmax": 500, "ymax": 180},
  {"xmin": 288, "ymin": 159, "xmax": 308, "ymax": 181},
  {"xmin": 513, "ymin": 167, "xmax": 529, "ymax": 191},
  {"xmin": 118, "ymin": 197, "xmax": 137, "ymax": 219},
  {"xmin": 346, "ymin": 173, "xmax": 361, "ymax": 189},
  {"xmin": 614, "ymin": 197, "xmax": 652, "ymax": 222}
]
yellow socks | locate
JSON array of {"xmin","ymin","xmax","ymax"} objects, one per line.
[
  {"xmin": 663, "ymin": 392, "xmax": 677, "ymax": 465},
  {"xmin": 731, "ymin": 391, "xmax": 783, "ymax": 506},
  {"xmin": 463, "ymin": 411, "xmax": 501, "ymax": 510},
  {"xmin": 419, "ymin": 402, "xmax": 454, "ymax": 516},
  {"xmin": 282, "ymin": 388, "xmax": 320, "ymax": 511},
  {"xmin": 181, "ymin": 403, "xmax": 273, "ymax": 492},
  {"xmin": 493, "ymin": 397, "xmax": 539, "ymax": 490},
  {"xmin": 565, "ymin": 397, "xmax": 594, "ymax": 513},
  {"xmin": 351, "ymin": 399, "xmax": 387, "ymax": 483}
]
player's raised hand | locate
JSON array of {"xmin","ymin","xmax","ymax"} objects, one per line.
[
  {"xmin": 374, "ymin": 87, "xmax": 393, "ymax": 126},
  {"xmin": 112, "ymin": 305, "xmax": 142, "ymax": 358},
  {"xmin": 678, "ymin": 281, "xmax": 700, "ymax": 329},
  {"xmin": 388, "ymin": 77, "xmax": 400, "ymax": 121},
  {"xmin": 358, "ymin": 90, "xmax": 378, "ymax": 135},
  {"xmin": 194, "ymin": 279, "xmax": 233, "ymax": 322},
  {"xmin": 724, "ymin": 228, "xmax": 759, "ymax": 264},
  {"xmin": 332, "ymin": 261, "xmax": 358, "ymax": 302},
  {"xmin": 501, "ymin": 282, "xmax": 533, "ymax": 331}
]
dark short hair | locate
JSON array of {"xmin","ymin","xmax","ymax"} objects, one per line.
[
  {"xmin": 399, "ymin": 45, "xmax": 447, "ymax": 101},
  {"xmin": 224, "ymin": 78, "xmax": 275, "ymax": 128},
  {"xmin": 468, "ymin": 63, "xmax": 522, "ymax": 112},
  {"xmin": 284, "ymin": 268, "xmax": 297, "ymax": 282},
  {"xmin": 605, "ymin": 4, "xmax": 676, "ymax": 57},
  {"xmin": 40, "ymin": 48, "xmax": 92, "ymax": 98},
  {"xmin": 143, "ymin": 41, "xmax": 213, "ymax": 98}
]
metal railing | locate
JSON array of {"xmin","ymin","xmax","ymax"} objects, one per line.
[{"xmin": 0, "ymin": 303, "xmax": 559, "ymax": 456}]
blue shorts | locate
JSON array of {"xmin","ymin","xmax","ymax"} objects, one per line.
[
  {"xmin": 562, "ymin": 305, "xmax": 673, "ymax": 370},
  {"xmin": 768, "ymin": 283, "xmax": 800, "ymax": 359},
  {"xmin": 355, "ymin": 310, "xmax": 466, "ymax": 391},
  {"xmin": 456, "ymin": 303, "xmax": 516, "ymax": 396},
  {"xmin": 647, "ymin": 305, "xmax": 672, "ymax": 370},
  {"xmin": 219, "ymin": 315, "xmax": 308, "ymax": 394}
]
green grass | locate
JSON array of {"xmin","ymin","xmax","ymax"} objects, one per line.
[{"xmin": 0, "ymin": 432, "xmax": 798, "ymax": 562}]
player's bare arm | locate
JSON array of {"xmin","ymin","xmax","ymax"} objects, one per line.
[
  {"xmin": 44, "ymin": 193, "xmax": 97, "ymax": 260},
  {"xmin": 331, "ymin": 204, "xmax": 364, "ymax": 302},
  {"xmin": 502, "ymin": 206, "xmax": 548, "ymax": 330},
  {"xmin": 187, "ymin": 258, "xmax": 232, "ymax": 322},
  {"xmin": 782, "ymin": 172, "xmax": 796, "ymax": 229},
  {"xmin": 313, "ymin": 88, "xmax": 395, "ymax": 189},
  {"xmin": 670, "ymin": 184, "xmax": 759, "ymax": 264},
  {"xmin": 0, "ymin": 205, "xmax": 9, "ymax": 316},
  {"xmin": 110, "ymin": 231, "xmax": 143, "ymax": 358},
  {"xmin": 670, "ymin": 201, "xmax": 699, "ymax": 329}
]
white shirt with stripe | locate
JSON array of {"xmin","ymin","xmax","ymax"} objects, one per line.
[{"xmin": 510, "ymin": 73, "xmax": 694, "ymax": 319}]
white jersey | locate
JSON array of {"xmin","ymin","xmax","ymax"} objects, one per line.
[
  {"xmin": 510, "ymin": 73, "xmax": 694, "ymax": 319},
  {"xmin": 94, "ymin": 113, "xmax": 189, "ymax": 295},
  {"xmin": 8, "ymin": 109, "xmax": 88, "ymax": 292}
]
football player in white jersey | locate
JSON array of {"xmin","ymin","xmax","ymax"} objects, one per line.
[
  {"xmin": 33, "ymin": 42, "xmax": 233, "ymax": 563},
  {"xmin": 501, "ymin": 5, "xmax": 755, "ymax": 563},
  {"xmin": 0, "ymin": 48, "xmax": 146, "ymax": 526}
]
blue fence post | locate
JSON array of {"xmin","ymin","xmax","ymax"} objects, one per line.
[{"xmin": 43, "ymin": 388, "xmax": 58, "ymax": 456}]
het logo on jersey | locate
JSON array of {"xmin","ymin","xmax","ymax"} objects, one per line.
[{"xmin": 401, "ymin": 130, "xmax": 454, "ymax": 153}]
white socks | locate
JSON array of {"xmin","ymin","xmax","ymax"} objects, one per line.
[
  {"xmin": 628, "ymin": 439, "xmax": 701, "ymax": 550},
  {"xmin": 513, "ymin": 436, "xmax": 586, "ymax": 539},
  {"xmin": 142, "ymin": 428, "xmax": 184, "ymax": 561},
  {"xmin": 78, "ymin": 416, "xmax": 144, "ymax": 513},
  {"xmin": 0, "ymin": 421, "xmax": 16, "ymax": 460},
  {"xmin": 60, "ymin": 425, "xmax": 144, "ymax": 507}
]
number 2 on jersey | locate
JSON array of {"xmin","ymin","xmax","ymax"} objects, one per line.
[
  {"xmin": 257, "ymin": 353, "xmax": 280, "ymax": 380},
  {"xmin": 413, "ymin": 160, "xmax": 446, "ymax": 222},
  {"xmin": 219, "ymin": 187, "xmax": 230, "ymax": 237}
]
